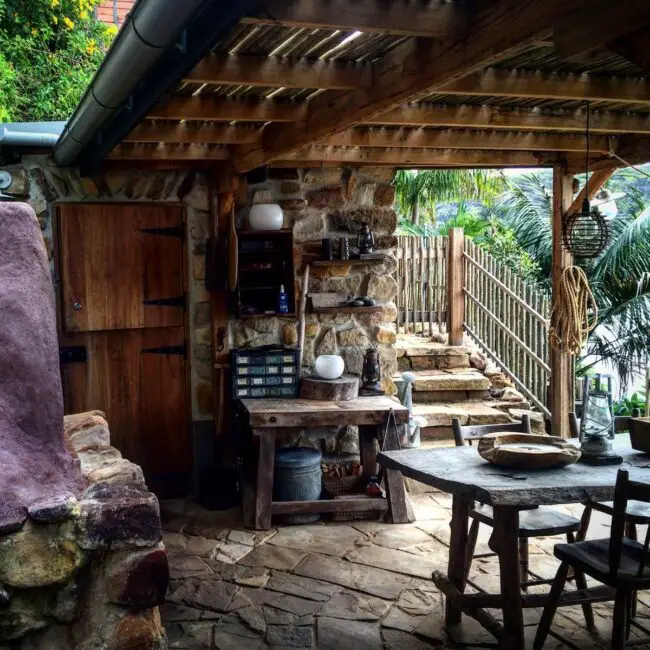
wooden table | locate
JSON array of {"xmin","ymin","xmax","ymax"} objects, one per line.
[
  {"xmin": 239, "ymin": 396, "xmax": 411, "ymax": 530},
  {"xmin": 378, "ymin": 442, "xmax": 650, "ymax": 650}
]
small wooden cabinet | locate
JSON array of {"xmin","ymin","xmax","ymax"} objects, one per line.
[{"xmin": 237, "ymin": 231, "xmax": 295, "ymax": 318}]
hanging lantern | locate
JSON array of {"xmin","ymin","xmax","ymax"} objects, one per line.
[{"xmin": 562, "ymin": 102, "xmax": 610, "ymax": 259}]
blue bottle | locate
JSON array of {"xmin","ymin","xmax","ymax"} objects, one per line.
[{"xmin": 277, "ymin": 284, "xmax": 289, "ymax": 314}]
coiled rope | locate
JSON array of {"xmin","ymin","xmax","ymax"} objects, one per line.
[{"xmin": 549, "ymin": 266, "xmax": 598, "ymax": 355}]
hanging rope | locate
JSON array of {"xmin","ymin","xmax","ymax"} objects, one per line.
[{"xmin": 549, "ymin": 266, "xmax": 599, "ymax": 355}]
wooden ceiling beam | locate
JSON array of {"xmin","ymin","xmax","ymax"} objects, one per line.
[
  {"xmin": 608, "ymin": 27, "xmax": 650, "ymax": 76},
  {"xmin": 369, "ymin": 104, "xmax": 650, "ymax": 134},
  {"xmin": 147, "ymin": 97, "xmax": 307, "ymax": 122},
  {"xmin": 233, "ymin": 0, "xmax": 591, "ymax": 172},
  {"xmin": 146, "ymin": 97, "xmax": 650, "ymax": 135},
  {"xmin": 554, "ymin": 0, "xmax": 650, "ymax": 59},
  {"xmin": 439, "ymin": 68, "xmax": 650, "ymax": 105},
  {"xmin": 241, "ymin": 0, "xmax": 467, "ymax": 38},
  {"xmin": 278, "ymin": 146, "xmax": 561, "ymax": 167},
  {"xmin": 107, "ymin": 144, "xmax": 230, "ymax": 161},
  {"xmin": 323, "ymin": 128, "xmax": 610, "ymax": 153},
  {"xmin": 123, "ymin": 123, "xmax": 262, "ymax": 144},
  {"xmin": 565, "ymin": 169, "xmax": 615, "ymax": 217},
  {"xmin": 184, "ymin": 54, "xmax": 371, "ymax": 90},
  {"xmin": 183, "ymin": 55, "xmax": 650, "ymax": 104}
]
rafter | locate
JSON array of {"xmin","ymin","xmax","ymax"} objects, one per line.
[
  {"xmin": 232, "ymin": 0, "xmax": 592, "ymax": 172},
  {"xmin": 184, "ymin": 54, "xmax": 371, "ymax": 90},
  {"xmin": 439, "ymin": 68, "xmax": 650, "ymax": 105},
  {"xmin": 126, "ymin": 122, "xmax": 611, "ymax": 152},
  {"xmin": 608, "ymin": 26, "xmax": 650, "ymax": 76},
  {"xmin": 278, "ymin": 146, "xmax": 561, "ymax": 167},
  {"xmin": 107, "ymin": 144, "xmax": 230, "ymax": 161},
  {"xmin": 565, "ymin": 169, "xmax": 615, "ymax": 217},
  {"xmin": 554, "ymin": 0, "xmax": 650, "ymax": 59},
  {"xmin": 123, "ymin": 123, "xmax": 262, "ymax": 144},
  {"xmin": 241, "ymin": 0, "xmax": 467, "ymax": 38},
  {"xmin": 147, "ymin": 97, "xmax": 307, "ymax": 122},
  {"xmin": 183, "ymin": 55, "xmax": 650, "ymax": 105}
]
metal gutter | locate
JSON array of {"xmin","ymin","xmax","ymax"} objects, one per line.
[
  {"xmin": 55, "ymin": 0, "xmax": 261, "ymax": 172},
  {"xmin": 1, "ymin": 122, "xmax": 66, "ymax": 148}
]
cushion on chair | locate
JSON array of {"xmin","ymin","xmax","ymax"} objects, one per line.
[
  {"xmin": 554, "ymin": 538, "xmax": 650, "ymax": 588},
  {"xmin": 470, "ymin": 504, "xmax": 581, "ymax": 537}
]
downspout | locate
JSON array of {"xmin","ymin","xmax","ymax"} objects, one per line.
[
  {"xmin": 0, "ymin": 124, "xmax": 65, "ymax": 148},
  {"xmin": 53, "ymin": 0, "xmax": 206, "ymax": 166}
]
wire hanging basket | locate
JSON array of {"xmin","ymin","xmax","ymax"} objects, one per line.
[{"xmin": 562, "ymin": 102, "xmax": 610, "ymax": 260}]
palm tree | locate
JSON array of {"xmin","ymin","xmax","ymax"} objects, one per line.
[
  {"xmin": 493, "ymin": 173, "xmax": 650, "ymax": 387},
  {"xmin": 393, "ymin": 169, "xmax": 505, "ymax": 231}
]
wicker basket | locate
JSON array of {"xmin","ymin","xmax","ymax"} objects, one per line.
[{"xmin": 322, "ymin": 475, "xmax": 383, "ymax": 522}]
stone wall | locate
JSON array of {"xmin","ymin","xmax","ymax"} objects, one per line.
[
  {"xmin": 232, "ymin": 166, "xmax": 399, "ymax": 393},
  {"xmin": 0, "ymin": 411, "xmax": 168, "ymax": 649},
  {"xmin": 2, "ymin": 157, "xmax": 214, "ymax": 426}
]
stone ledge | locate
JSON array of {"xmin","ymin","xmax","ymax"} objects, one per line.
[{"xmin": 407, "ymin": 371, "xmax": 491, "ymax": 392}]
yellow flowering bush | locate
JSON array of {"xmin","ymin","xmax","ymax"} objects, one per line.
[{"xmin": 0, "ymin": 0, "xmax": 118, "ymax": 120}]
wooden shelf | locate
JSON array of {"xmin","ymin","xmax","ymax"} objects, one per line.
[
  {"xmin": 311, "ymin": 304, "xmax": 385, "ymax": 314},
  {"xmin": 312, "ymin": 257, "xmax": 385, "ymax": 267}
]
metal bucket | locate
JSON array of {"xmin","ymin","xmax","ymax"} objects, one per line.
[{"xmin": 274, "ymin": 447, "xmax": 322, "ymax": 524}]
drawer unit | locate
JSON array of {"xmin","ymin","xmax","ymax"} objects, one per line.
[{"xmin": 231, "ymin": 346, "xmax": 298, "ymax": 399}]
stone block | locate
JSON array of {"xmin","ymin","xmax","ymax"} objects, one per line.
[
  {"xmin": 414, "ymin": 390, "xmax": 489, "ymax": 403},
  {"xmin": 411, "ymin": 371, "xmax": 490, "ymax": 392},
  {"xmin": 1, "ymin": 165, "xmax": 29, "ymax": 197},
  {"xmin": 76, "ymin": 483, "xmax": 162, "ymax": 550},
  {"xmin": 509, "ymin": 408, "xmax": 546, "ymax": 433},
  {"xmin": 374, "ymin": 184, "xmax": 396, "ymax": 207},
  {"xmin": 193, "ymin": 303, "xmax": 211, "ymax": 328},
  {"xmin": 339, "ymin": 346, "xmax": 364, "ymax": 375},
  {"xmin": 111, "ymin": 607, "xmax": 166, "ymax": 650},
  {"xmin": 374, "ymin": 326, "xmax": 396, "ymax": 345},
  {"xmin": 366, "ymin": 275, "xmax": 398, "ymax": 302},
  {"xmin": 330, "ymin": 207, "xmax": 397, "ymax": 235},
  {"xmin": 294, "ymin": 213, "xmax": 326, "ymax": 243},
  {"xmin": 29, "ymin": 168, "xmax": 57, "ymax": 201},
  {"xmin": 279, "ymin": 198, "xmax": 307, "ymax": 213},
  {"xmin": 0, "ymin": 520, "xmax": 87, "ymax": 588},
  {"xmin": 280, "ymin": 181, "xmax": 302, "ymax": 194},
  {"xmin": 338, "ymin": 326, "xmax": 370, "ymax": 348},
  {"xmin": 27, "ymin": 495, "xmax": 78, "ymax": 523},
  {"xmin": 106, "ymin": 547, "xmax": 169, "ymax": 608},
  {"xmin": 67, "ymin": 424, "xmax": 111, "ymax": 450},
  {"xmin": 282, "ymin": 323, "xmax": 298, "ymax": 346},
  {"xmin": 315, "ymin": 328, "xmax": 338, "ymax": 356},
  {"xmin": 306, "ymin": 186, "xmax": 344, "ymax": 209},
  {"xmin": 85, "ymin": 458, "xmax": 146, "ymax": 486},
  {"xmin": 397, "ymin": 357, "xmax": 411, "ymax": 371}
]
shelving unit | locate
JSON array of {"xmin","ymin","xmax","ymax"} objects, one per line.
[{"xmin": 236, "ymin": 230, "xmax": 295, "ymax": 318}]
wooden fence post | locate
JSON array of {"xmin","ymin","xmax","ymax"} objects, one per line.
[
  {"xmin": 447, "ymin": 227, "xmax": 465, "ymax": 346},
  {"xmin": 551, "ymin": 164, "xmax": 574, "ymax": 438}
]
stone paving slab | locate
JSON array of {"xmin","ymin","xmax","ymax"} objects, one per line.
[{"xmin": 161, "ymin": 493, "xmax": 650, "ymax": 650}]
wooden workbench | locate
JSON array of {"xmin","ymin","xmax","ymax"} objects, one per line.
[{"xmin": 238, "ymin": 396, "xmax": 411, "ymax": 530}]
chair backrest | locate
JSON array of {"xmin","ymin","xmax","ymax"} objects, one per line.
[
  {"xmin": 610, "ymin": 469, "xmax": 650, "ymax": 577},
  {"xmin": 452, "ymin": 414, "xmax": 531, "ymax": 447}
]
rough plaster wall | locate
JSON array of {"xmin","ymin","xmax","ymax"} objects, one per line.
[{"xmin": 9, "ymin": 157, "xmax": 213, "ymax": 423}]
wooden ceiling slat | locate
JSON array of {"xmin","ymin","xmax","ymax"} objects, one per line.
[
  {"xmin": 232, "ymin": 0, "xmax": 592, "ymax": 172},
  {"xmin": 609, "ymin": 27, "xmax": 650, "ymax": 76},
  {"xmin": 184, "ymin": 54, "xmax": 372, "ymax": 90},
  {"xmin": 240, "ymin": 0, "xmax": 467, "ymax": 38},
  {"xmin": 124, "ymin": 123, "xmax": 262, "ymax": 144}
]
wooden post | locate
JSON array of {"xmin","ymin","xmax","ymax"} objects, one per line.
[
  {"xmin": 447, "ymin": 227, "xmax": 465, "ymax": 346},
  {"xmin": 551, "ymin": 164, "xmax": 574, "ymax": 438}
]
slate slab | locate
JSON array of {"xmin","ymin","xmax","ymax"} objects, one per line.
[
  {"xmin": 317, "ymin": 617, "xmax": 382, "ymax": 650},
  {"xmin": 266, "ymin": 570, "xmax": 341, "ymax": 602},
  {"xmin": 238, "ymin": 544, "xmax": 305, "ymax": 571},
  {"xmin": 293, "ymin": 554, "xmax": 410, "ymax": 600},
  {"xmin": 318, "ymin": 590, "xmax": 390, "ymax": 621},
  {"xmin": 345, "ymin": 542, "xmax": 445, "ymax": 578},
  {"xmin": 266, "ymin": 524, "xmax": 363, "ymax": 557}
]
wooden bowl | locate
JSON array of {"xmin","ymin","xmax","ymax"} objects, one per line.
[
  {"xmin": 629, "ymin": 417, "xmax": 650, "ymax": 454},
  {"xmin": 477, "ymin": 432, "xmax": 581, "ymax": 469}
]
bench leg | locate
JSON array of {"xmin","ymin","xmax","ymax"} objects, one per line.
[
  {"xmin": 254, "ymin": 429, "xmax": 276, "ymax": 531},
  {"xmin": 384, "ymin": 468, "xmax": 414, "ymax": 523}
]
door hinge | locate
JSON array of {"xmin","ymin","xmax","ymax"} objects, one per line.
[
  {"xmin": 142, "ymin": 341, "xmax": 187, "ymax": 359},
  {"xmin": 60, "ymin": 346, "xmax": 87, "ymax": 364},
  {"xmin": 143, "ymin": 294, "xmax": 186, "ymax": 308},
  {"xmin": 140, "ymin": 226, "xmax": 185, "ymax": 241}
]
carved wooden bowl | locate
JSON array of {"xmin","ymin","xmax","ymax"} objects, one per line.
[{"xmin": 477, "ymin": 432, "xmax": 581, "ymax": 469}]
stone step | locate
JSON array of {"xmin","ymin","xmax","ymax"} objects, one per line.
[
  {"xmin": 413, "ymin": 402, "xmax": 512, "ymax": 428},
  {"xmin": 408, "ymin": 370, "xmax": 491, "ymax": 393}
]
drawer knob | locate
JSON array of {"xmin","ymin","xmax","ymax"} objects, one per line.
[{"xmin": 269, "ymin": 416, "xmax": 277, "ymax": 423}]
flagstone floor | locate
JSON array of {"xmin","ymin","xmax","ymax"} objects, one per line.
[{"xmin": 160, "ymin": 493, "xmax": 650, "ymax": 649}]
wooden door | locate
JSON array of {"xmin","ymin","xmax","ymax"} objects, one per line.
[{"xmin": 57, "ymin": 203, "xmax": 190, "ymax": 497}]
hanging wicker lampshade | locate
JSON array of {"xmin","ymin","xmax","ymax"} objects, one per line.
[{"xmin": 562, "ymin": 102, "xmax": 610, "ymax": 259}]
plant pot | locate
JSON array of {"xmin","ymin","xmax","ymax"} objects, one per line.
[
  {"xmin": 249, "ymin": 204, "xmax": 284, "ymax": 231},
  {"xmin": 314, "ymin": 355, "xmax": 345, "ymax": 380}
]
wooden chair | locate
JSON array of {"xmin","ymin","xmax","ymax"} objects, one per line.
[
  {"xmin": 535, "ymin": 469, "xmax": 650, "ymax": 650},
  {"xmin": 570, "ymin": 412, "xmax": 650, "ymax": 544},
  {"xmin": 452, "ymin": 415, "xmax": 592, "ymax": 626}
]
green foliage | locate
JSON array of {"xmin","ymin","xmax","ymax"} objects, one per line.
[
  {"xmin": 613, "ymin": 393, "xmax": 646, "ymax": 417},
  {"xmin": 493, "ymin": 170, "xmax": 650, "ymax": 387},
  {"xmin": 393, "ymin": 169, "xmax": 505, "ymax": 227},
  {"xmin": 0, "ymin": 0, "xmax": 116, "ymax": 122},
  {"xmin": 436, "ymin": 201, "xmax": 489, "ymax": 238}
]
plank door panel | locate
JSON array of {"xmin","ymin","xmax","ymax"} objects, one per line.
[
  {"xmin": 59, "ymin": 204, "xmax": 184, "ymax": 332},
  {"xmin": 58, "ymin": 203, "xmax": 190, "ymax": 498}
]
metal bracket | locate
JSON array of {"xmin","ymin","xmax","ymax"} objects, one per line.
[
  {"xmin": 142, "ymin": 342, "xmax": 187, "ymax": 359},
  {"xmin": 140, "ymin": 226, "xmax": 185, "ymax": 241},
  {"xmin": 143, "ymin": 294, "xmax": 186, "ymax": 308}
]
